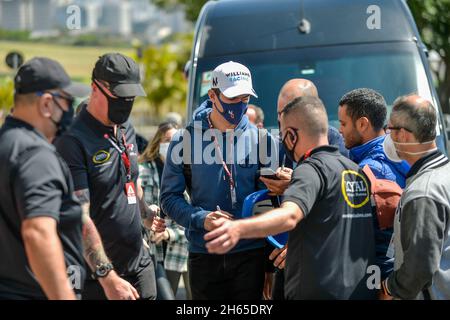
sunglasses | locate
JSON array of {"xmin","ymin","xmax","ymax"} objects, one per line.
[{"xmin": 36, "ymin": 91, "xmax": 74, "ymax": 108}]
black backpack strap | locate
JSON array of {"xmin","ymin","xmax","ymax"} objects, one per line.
[
  {"xmin": 182, "ymin": 127, "xmax": 193, "ymax": 197},
  {"xmin": 183, "ymin": 164, "xmax": 192, "ymax": 197}
]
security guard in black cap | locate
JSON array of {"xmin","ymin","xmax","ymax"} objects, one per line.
[
  {"xmin": 55, "ymin": 53, "xmax": 161, "ymax": 300},
  {"xmin": 0, "ymin": 57, "xmax": 89, "ymax": 299}
]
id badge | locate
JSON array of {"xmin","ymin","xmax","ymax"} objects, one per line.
[{"xmin": 125, "ymin": 182, "xmax": 137, "ymax": 205}]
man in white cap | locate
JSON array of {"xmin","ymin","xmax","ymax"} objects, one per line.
[{"xmin": 160, "ymin": 61, "xmax": 278, "ymax": 299}]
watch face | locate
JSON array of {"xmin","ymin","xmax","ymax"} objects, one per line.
[
  {"xmin": 96, "ymin": 264, "xmax": 111, "ymax": 277},
  {"xmin": 97, "ymin": 266, "xmax": 107, "ymax": 276}
]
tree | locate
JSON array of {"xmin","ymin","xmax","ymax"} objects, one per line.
[
  {"xmin": 139, "ymin": 33, "xmax": 193, "ymax": 118},
  {"xmin": 408, "ymin": 0, "xmax": 450, "ymax": 113},
  {"xmin": 151, "ymin": 0, "xmax": 207, "ymax": 22},
  {"xmin": 0, "ymin": 77, "xmax": 14, "ymax": 124}
]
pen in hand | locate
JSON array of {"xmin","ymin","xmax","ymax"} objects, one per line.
[{"xmin": 207, "ymin": 205, "xmax": 234, "ymax": 220}]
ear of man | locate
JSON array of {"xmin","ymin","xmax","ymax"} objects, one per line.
[{"xmin": 37, "ymin": 93, "xmax": 55, "ymax": 119}]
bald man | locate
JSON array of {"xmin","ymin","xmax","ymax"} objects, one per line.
[
  {"xmin": 261, "ymin": 78, "xmax": 347, "ymax": 196},
  {"xmin": 246, "ymin": 104, "xmax": 264, "ymax": 128},
  {"xmin": 277, "ymin": 79, "xmax": 318, "ymax": 117},
  {"xmin": 277, "ymin": 79, "xmax": 347, "ymax": 158},
  {"xmin": 204, "ymin": 96, "xmax": 376, "ymax": 299}
]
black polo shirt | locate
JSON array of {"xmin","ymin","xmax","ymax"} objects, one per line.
[
  {"xmin": 0, "ymin": 116, "xmax": 85, "ymax": 299},
  {"xmin": 55, "ymin": 107, "xmax": 150, "ymax": 276},
  {"xmin": 282, "ymin": 145, "xmax": 376, "ymax": 300}
]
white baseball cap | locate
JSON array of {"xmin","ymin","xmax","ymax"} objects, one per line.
[{"xmin": 211, "ymin": 61, "xmax": 258, "ymax": 98}]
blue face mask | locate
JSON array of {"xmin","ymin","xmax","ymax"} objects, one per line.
[{"xmin": 215, "ymin": 95, "xmax": 248, "ymax": 125}]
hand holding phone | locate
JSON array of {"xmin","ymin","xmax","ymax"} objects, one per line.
[{"xmin": 258, "ymin": 167, "xmax": 280, "ymax": 180}]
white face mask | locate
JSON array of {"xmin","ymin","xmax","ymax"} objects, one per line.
[
  {"xmin": 383, "ymin": 134, "xmax": 437, "ymax": 162},
  {"xmin": 159, "ymin": 142, "xmax": 170, "ymax": 160}
]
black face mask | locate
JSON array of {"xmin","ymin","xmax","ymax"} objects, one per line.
[
  {"xmin": 281, "ymin": 128, "xmax": 299, "ymax": 163},
  {"xmin": 50, "ymin": 96, "xmax": 74, "ymax": 137},
  {"xmin": 94, "ymin": 80, "xmax": 134, "ymax": 125}
]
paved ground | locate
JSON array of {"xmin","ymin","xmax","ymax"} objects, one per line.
[{"xmin": 175, "ymin": 277, "xmax": 188, "ymax": 300}]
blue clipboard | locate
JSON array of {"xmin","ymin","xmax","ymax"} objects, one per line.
[{"xmin": 241, "ymin": 189, "xmax": 288, "ymax": 249}]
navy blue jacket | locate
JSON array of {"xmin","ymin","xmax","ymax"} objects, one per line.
[
  {"xmin": 160, "ymin": 100, "xmax": 278, "ymax": 253},
  {"xmin": 349, "ymin": 136, "xmax": 410, "ymax": 188}
]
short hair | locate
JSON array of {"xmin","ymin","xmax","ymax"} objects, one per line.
[
  {"xmin": 391, "ymin": 95, "xmax": 436, "ymax": 142},
  {"xmin": 13, "ymin": 92, "xmax": 39, "ymax": 106},
  {"xmin": 339, "ymin": 88, "xmax": 387, "ymax": 131},
  {"xmin": 248, "ymin": 104, "xmax": 264, "ymax": 124},
  {"xmin": 281, "ymin": 96, "xmax": 328, "ymax": 137}
]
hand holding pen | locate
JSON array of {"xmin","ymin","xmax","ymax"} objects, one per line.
[{"xmin": 204, "ymin": 205, "xmax": 234, "ymax": 231}]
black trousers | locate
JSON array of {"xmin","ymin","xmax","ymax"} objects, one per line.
[
  {"xmin": 189, "ymin": 247, "xmax": 265, "ymax": 300},
  {"xmin": 272, "ymin": 268, "xmax": 285, "ymax": 300},
  {"xmin": 82, "ymin": 260, "xmax": 156, "ymax": 300}
]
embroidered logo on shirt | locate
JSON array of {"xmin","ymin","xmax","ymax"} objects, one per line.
[{"xmin": 92, "ymin": 150, "xmax": 111, "ymax": 164}]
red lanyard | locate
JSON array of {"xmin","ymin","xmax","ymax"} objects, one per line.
[
  {"xmin": 303, "ymin": 148, "xmax": 314, "ymax": 160},
  {"xmin": 207, "ymin": 114, "xmax": 237, "ymax": 208},
  {"xmin": 104, "ymin": 131, "xmax": 132, "ymax": 182},
  {"xmin": 121, "ymin": 132, "xmax": 131, "ymax": 181}
]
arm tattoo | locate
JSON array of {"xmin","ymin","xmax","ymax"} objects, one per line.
[{"xmin": 74, "ymin": 189, "xmax": 111, "ymax": 270}]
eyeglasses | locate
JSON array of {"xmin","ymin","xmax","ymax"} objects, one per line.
[
  {"xmin": 386, "ymin": 126, "xmax": 413, "ymax": 134},
  {"xmin": 36, "ymin": 91, "xmax": 74, "ymax": 109}
]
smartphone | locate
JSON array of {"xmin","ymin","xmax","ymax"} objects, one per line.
[{"xmin": 258, "ymin": 167, "xmax": 280, "ymax": 180}]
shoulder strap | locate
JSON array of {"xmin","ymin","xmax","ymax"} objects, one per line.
[
  {"xmin": 182, "ymin": 127, "xmax": 193, "ymax": 197},
  {"xmin": 362, "ymin": 165, "xmax": 376, "ymax": 193}
]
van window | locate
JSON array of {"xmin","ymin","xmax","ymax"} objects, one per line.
[{"xmin": 193, "ymin": 42, "xmax": 434, "ymax": 131}]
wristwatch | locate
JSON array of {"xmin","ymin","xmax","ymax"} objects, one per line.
[{"xmin": 91, "ymin": 262, "xmax": 114, "ymax": 280}]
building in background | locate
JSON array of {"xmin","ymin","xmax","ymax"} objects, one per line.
[
  {"xmin": 101, "ymin": 0, "xmax": 132, "ymax": 37},
  {"xmin": 0, "ymin": 0, "xmax": 193, "ymax": 44},
  {"xmin": 0, "ymin": 0, "xmax": 34, "ymax": 31}
]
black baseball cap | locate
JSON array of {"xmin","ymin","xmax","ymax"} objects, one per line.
[
  {"xmin": 14, "ymin": 57, "xmax": 90, "ymax": 97},
  {"xmin": 92, "ymin": 53, "xmax": 146, "ymax": 97}
]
